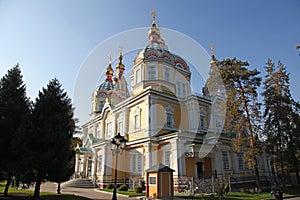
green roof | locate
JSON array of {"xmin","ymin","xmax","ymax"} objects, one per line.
[{"xmin": 146, "ymin": 163, "xmax": 175, "ymax": 172}]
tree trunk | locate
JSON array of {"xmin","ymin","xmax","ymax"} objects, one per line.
[
  {"xmin": 34, "ymin": 178, "xmax": 41, "ymax": 199},
  {"xmin": 57, "ymin": 182, "xmax": 61, "ymax": 194},
  {"xmin": 4, "ymin": 172, "xmax": 12, "ymax": 196},
  {"xmin": 254, "ymin": 157, "xmax": 260, "ymax": 190},
  {"xmin": 293, "ymin": 157, "xmax": 300, "ymax": 185}
]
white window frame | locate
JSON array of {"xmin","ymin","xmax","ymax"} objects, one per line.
[
  {"xmin": 238, "ymin": 153, "xmax": 244, "ymax": 170},
  {"xmin": 147, "ymin": 62, "xmax": 158, "ymax": 80},
  {"xmin": 161, "ymin": 144, "xmax": 171, "ymax": 167},
  {"xmin": 106, "ymin": 122, "xmax": 113, "ymax": 139},
  {"xmin": 165, "ymin": 105, "xmax": 174, "ymax": 128},
  {"xmin": 176, "ymin": 81, "xmax": 186, "ymax": 98},
  {"xmin": 163, "ymin": 151, "xmax": 171, "ymax": 167},
  {"xmin": 130, "ymin": 150, "xmax": 143, "ymax": 175},
  {"xmin": 163, "ymin": 65, "xmax": 171, "ymax": 82},
  {"xmin": 135, "ymin": 66, "xmax": 142, "ymax": 85},
  {"xmin": 97, "ymin": 155, "xmax": 103, "ymax": 173},
  {"xmin": 134, "ymin": 107, "xmax": 141, "ymax": 130},
  {"xmin": 222, "ymin": 151, "xmax": 230, "ymax": 170},
  {"xmin": 199, "ymin": 109, "xmax": 207, "ymax": 130}
]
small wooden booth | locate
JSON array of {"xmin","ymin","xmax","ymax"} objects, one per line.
[{"xmin": 145, "ymin": 163, "xmax": 174, "ymax": 199}]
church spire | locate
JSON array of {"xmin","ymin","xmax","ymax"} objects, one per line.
[
  {"xmin": 148, "ymin": 11, "xmax": 161, "ymax": 42},
  {"xmin": 210, "ymin": 43, "xmax": 217, "ymax": 65}
]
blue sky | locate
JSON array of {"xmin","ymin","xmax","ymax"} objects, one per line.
[{"xmin": 0, "ymin": 0, "xmax": 299, "ymax": 124}]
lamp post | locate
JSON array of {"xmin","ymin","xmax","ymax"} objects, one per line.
[{"xmin": 111, "ymin": 132, "xmax": 127, "ymax": 200}]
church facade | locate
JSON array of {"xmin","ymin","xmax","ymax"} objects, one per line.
[{"xmin": 75, "ymin": 14, "xmax": 270, "ymax": 189}]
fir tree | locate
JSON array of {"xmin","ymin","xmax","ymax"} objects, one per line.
[
  {"xmin": 219, "ymin": 58, "xmax": 262, "ymax": 189},
  {"xmin": 17, "ymin": 78, "xmax": 75, "ymax": 198},
  {"xmin": 262, "ymin": 59, "xmax": 299, "ymax": 186},
  {"xmin": 0, "ymin": 65, "xmax": 30, "ymax": 196}
]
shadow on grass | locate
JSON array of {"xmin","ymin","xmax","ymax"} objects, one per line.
[{"xmin": 0, "ymin": 194, "xmax": 92, "ymax": 200}]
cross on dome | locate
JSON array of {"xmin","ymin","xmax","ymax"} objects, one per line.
[{"xmin": 151, "ymin": 11, "xmax": 157, "ymax": 24}]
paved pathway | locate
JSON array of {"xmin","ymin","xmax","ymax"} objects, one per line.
[{"xmin": 40, "ymin": 182, "xmax": 141, "ymax": 200}]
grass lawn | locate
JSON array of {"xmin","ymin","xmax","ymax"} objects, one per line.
[
  {"xmin": 100, "ymin": 188, "xmax": 145, "ymax": 197},
  {"xmin": 0, "ymin": 186, "xmax": 92, "ymax": 200},
  {"xmin": 175, "ymin": 186, "xmax": 300, "ymax": 199}
]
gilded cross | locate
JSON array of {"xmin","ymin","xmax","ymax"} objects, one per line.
[{"xmin": 151, "ymin": 11, "xmax": 157, "ymax": 23}]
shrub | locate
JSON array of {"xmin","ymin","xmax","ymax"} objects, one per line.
[
  {"xmin": 106, "ymin": 183, "xmax": 114, "ymax": 189},
  {"xmin": 134, "ymin": 185, "xmax": 143, "ymax": 193},
  {"xmin": 119, "ymin": 184, "xmax": 128, "ymax": 191}
]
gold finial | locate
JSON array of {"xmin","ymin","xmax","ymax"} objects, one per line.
[
  {"xmin": 210, "ymin": 43, "xmax": 215, "ymax": 56},
  {"xmin": 151, "ymin": 11, "xmax": 157, "ymax": 24}
]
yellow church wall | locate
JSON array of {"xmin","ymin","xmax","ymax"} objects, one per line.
[
  {"xmin": 127, "ymin": 100, "xmax": 148, "ymax": 141},
  {"xmin": 154, "ymin": 99, "xmax": 189, "ymax": 130},
  {"xmin": 177, "ymin": 104, "xmax": 188, "ymax": 130}
]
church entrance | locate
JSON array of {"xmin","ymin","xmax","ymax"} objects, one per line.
[{"xmin": 196, "ymin": 162, "xmax": 203, "ymax": 179}]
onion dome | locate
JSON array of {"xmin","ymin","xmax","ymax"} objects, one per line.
[
  {"xmin": 105, "ymin": 63, "xmax": 114, "ymax": 76},
  {"xmin": 115, "ymin": 51, "xmax": 125, "ymax": 70}
]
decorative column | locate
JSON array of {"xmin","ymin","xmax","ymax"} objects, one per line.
[
  {"xmin": 75, "ymin": 154, "xmax": 80, "ymax": 178},
  {"xmin": 91, "ymin": 151, "xmax": 98, "ymax": 182},
  {"xmin": 171, "ymin": 139, "xmax": 186, "ymax": 177}
]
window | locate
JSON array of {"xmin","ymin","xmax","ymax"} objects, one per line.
[
  {"xmin": 97, "ymin": 155, "xmax": 103, "ymax": 173},
  {"xmin": 135, "ymin": 68, "xmax": 141, "ymax": 84},
  {"xmin": 147, "ymin": 63, "xmax": 157, "ymax": 80},
  {"xmin": 118, "ymin": 121, "xmax": 123, "ymax": 134},
  {"xmin": 176, "ymin": 81, "xmax": 186, "ymax": 97},
  {"xmin": 149, "ymin": 177, "xmax": 156, "ymax": 185},
  {"xmin": 106, "ymin": 122, "xmax": 112, "ymax": 139},
  {"xmin": 99, "ymin": 100, "xmax": 104, "ymax": 112},
  {"xmin": 164, "ymin": 151, "xmax": 171, "ymax": 167},
  {"xmin": 134, "ymin": 107, "xmax": 140, "ymax": 130},
  {"xmin": 130, "ymin": 150, "xmax": 143, "ymax": 175},
  {"xmin": 222, "ymin": 151, "xmax": 230, "ymax": 170},
  {"xmin": 165, "ymin": 105, "xmax": 174, "ymax": 128},
  {"xmin": 199, "ymin": 109, "xmax": 207, "ymax": 130},
  {"xmin": 238, "ymin": 153, "xmax": 244, "ymax": 170},
  {"xmin": 163, "ymin": 66, "xmax": 171, "ymax": 82},
  {"xmin": 96, "ymin": 124, "xmax": 102, "ymax": 138}
]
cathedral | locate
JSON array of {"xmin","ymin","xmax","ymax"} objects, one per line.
[{"xmin": 75, "ymin": 13, "xmax": 270, "ymax": 190}]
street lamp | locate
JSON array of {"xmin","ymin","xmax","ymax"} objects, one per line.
[{"xmin": 111, "ymin": 132, "xmax": 127, "ymax": 200}]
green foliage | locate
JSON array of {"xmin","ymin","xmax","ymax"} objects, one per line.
[
  {"xmin": 119, "ymin": 184, "xmax": 128, "ymax": 191},
  {"xmin": 0, "ymin": 64, "xmax": 30, "ymax": 196},
  {"xmin": 214, "ymin": 177, "xmax": 229, "ymax": 197},
  {"xmin": 134, "ymin": 185, "xmax": 143, "ymax": 193},
  {"xmin": 12, "ymin": 78, "xmax": 75, "ymax": 198},
  {"xmin": 218, "ymin": 57, "xmax": 262, "ymax": 189},
  {"xmin": 106, "ymin": 183, "xmax": 114, "ymax": 189},
  {"xmin": 262, "ymin": 59, "xmax": 300, "ymax": 185}
]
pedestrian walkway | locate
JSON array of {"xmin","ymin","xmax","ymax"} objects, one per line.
[{"xmin": 41, "ymin": 182, "xmax": 139, "ymax": 200}]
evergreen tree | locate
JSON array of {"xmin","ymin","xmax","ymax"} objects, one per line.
[
  {"xmin": 0, "ymin": 65, "xmax": 30, "ymax": 196},
  {"xmin": 262, "ymin": 59, "xmax": 299, "ymax": 185},
  {"xmin": 17, "ymin": 78, "xmax": 74, "ymax": 198},
  {"xmin": 219, "ymin": 58, "xmax": 262, "ymax": 189}
]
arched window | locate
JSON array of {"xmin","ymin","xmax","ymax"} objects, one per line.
[
  {"xmin": 199, "ymin": 108, "xmax": 207, "ymax": 130},
  {"xmin": 165, "ymin": 105, "xmax": 174, "ymax": 128},
  {"xmin": 147, "ymin": 62, "xmax": 158, "ymax": 80},
  {"xmin": 134, "ymin": 107, "xmax": 141, "ymax": 130}
]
